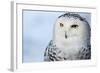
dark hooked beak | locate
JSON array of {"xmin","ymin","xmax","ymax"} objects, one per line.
[{"xmin": 65, "ymin": 32, "xmax": 67, "ymax": 39}]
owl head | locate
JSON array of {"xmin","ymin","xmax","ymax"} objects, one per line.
[{"xmin": 53, "ymin": 13, "xmax": 91, "ymax": 48}]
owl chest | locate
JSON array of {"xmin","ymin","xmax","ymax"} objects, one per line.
[
  {"xmin": 55, "ymin": 42, "xmax": 84, "ymax": 60},
  {"xmin": 49, "ymin": 46, "xmax": 81, "ymax": 60}
]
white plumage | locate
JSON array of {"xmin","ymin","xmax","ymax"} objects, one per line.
[{"xmin": 44, "ymin": 13, "xmax": 91, "ymax": 61}]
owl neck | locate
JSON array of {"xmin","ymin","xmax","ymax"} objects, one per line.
[{"xmin": 53, "ymin": 36, "xmax": 90, "ymax": 49}]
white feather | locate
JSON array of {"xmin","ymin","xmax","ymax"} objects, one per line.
[{"xmin": 44, "ymin": 13, "xmax": 91, "ymax": 61}]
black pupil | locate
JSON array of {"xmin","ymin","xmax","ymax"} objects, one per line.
[{"xmin": 71, "ymin": 24, "xmax": 78, "ymax": 28}]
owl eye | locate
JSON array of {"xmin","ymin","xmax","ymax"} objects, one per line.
[
  {"xmin": 60, "ymin": 23, "xmax": 64, "ymax": 27},
  {"xmin": 71, "ymin": 24, "xmax": 78, "ymax": 28}
]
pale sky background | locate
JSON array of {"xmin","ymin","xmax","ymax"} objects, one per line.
[{"xmin": 22, "ymin": 10, "xmax": 91, "ymax": 63}]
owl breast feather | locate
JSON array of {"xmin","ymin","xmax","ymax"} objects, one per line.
[{"xmin": 44, "ymin": 40, "xmax": 91, "ymax": 61}]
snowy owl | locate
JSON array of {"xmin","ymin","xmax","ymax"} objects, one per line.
[{"xmin": 44, "ymin": 13, "xmax": 91, "ymax": 61}]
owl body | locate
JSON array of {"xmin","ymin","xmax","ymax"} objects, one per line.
[{"xmin": 44, "ymin": 13, "xmax": 91, "ymax": 61}]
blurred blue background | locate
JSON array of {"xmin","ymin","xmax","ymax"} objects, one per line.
[{"xmin": 22, "ymin": 10, "xmax": 91, "ymax": 63}]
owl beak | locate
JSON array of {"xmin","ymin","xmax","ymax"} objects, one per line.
[{"xmin": 65, "ymin": 32, "xmax": 67, "ymax": 39}]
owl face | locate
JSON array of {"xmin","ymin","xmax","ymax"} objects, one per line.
[
  {"xmin": 56, "ymin": 17, "xmax": 89, "ymax": 39},
  {"xmin": 54, "ymin": 13, "xmax": 90, "ymax": 49}
]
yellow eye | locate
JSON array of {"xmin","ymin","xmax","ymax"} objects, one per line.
[{"xmin": 60, "ymin": 23, "xmax": 64, "ymax": 27}]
